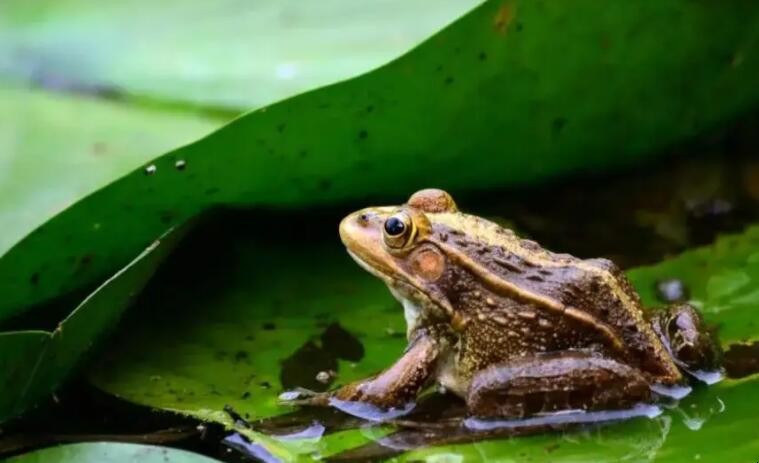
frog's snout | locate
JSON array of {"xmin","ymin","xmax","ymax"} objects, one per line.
[{"xmin": 339, "ymin": 209, "xmax": 383, "ymax": 248}]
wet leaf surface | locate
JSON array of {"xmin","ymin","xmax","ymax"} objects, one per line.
[{"xmin": 2, "ymin": 0, "xmax": 758, "ymax": 322}]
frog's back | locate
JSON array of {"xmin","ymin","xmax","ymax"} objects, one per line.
[{"xmin": 427, "ymin": 213, "xmax": 680, "ymax": 382}]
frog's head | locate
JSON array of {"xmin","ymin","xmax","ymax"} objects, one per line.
[{"xmin": 339, "ymin": 189, "xmax": 462, "ymax": 332}]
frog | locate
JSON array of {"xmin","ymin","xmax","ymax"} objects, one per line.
[{"xmin": 286, "ymin": 189, "xmax": 722, "ymax": 419}]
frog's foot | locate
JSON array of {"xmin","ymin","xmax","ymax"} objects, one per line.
[
  {"xmin": 278, "ymin": 388, "xmax": 330, "ymax": 406},
  {"xmin": 652, "ymin": 303, "xmax": 723, "ymax": 377},
  {"xmin": 278, "ymin": 385, "xmax": 416, "ymax": 421},
  {"xmin": 281, "ymin": 333, "xmax": 439, "ymax": 416},
  {"xmin": 466, "ymin": 351, "xmax": 651, "ymax": 419}
]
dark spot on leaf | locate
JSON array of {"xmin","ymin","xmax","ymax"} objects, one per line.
[
  {"xmin": 516, "ymin": 22, "xmax": 524, "ymax": 32},
  {"xmin": 259, "ymin": 381, "xmax": 271, "ymax": 389},
  {"xmin": 280, "ymin": 340, "xmax": 337, "ymax": 391},
  {"xmin": 444, "ymin": 76, "xmax": 454, "ymax": 85},
  {"xmin": 551, "ymin": 117, "xmax": 567, "ymax": 137},
  {"xmin": 78, "ymin": 254, "xmax": 94, "ymax": 269},
  {"xmin": 159, "ymin": 210, "xmax": 174, "ymax": 224},
  {"xmin": 318, "ymin": 179, "xmax": 332, "ymax": 191},
  {"xmin": 724, "ymin": 342, "xmax": 759, "ymax": 379},
  {"xmin": 205, "ymin": 187, "xmax": 220, "ymax": 196},
  {"xmin": 358, "ymin": 129, "xmax": 368, "ymax": 140},
  {"xmin": 244, "ymin": 335, "xmax": 255, "ymax": 341},
  {"xmin": 235, "ymin": 350, "xmax": 250, "ymax": 362},
  {"xmin": 277, "ymin": 123, "xmax": 286, "ymax": 133},
  {"xmin": 263, "ymin": 322, "xmax": 276, "ymax": 331},
  {"xmin": 478, "ymin": 51, "xmax": 487, "ymax": 61},
  {"xmin": 321, "ymin": 322, "xmax": 365, "ymax": 362},
  {"xmin": 493, "ymin": 4, "xmax": 515, "ymax": 33},
  {"xmin": 435, "ymin": 64, "xmax": 444, "ymax": 72},
  {"xmin": 299, "ymin": 149, "xmax": 308, "ymax": 158},
  {"xmin": 241, "ymin": 391, "xmax": 251, "ymax": 399},
  {"xmin": 365, "ymin": 105, "xmax": 374, "ymax": 113},
  {"xmin": 92, "ymin": 142, "xmax": 107, "ymax": 155}
]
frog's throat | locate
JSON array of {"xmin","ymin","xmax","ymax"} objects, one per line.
[{"xmin": 346, "ymin": 249, "xmax": 455, "ymax": 320}]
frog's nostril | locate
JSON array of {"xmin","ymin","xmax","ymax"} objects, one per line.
[{"xmin": 358, "ymin": 213, "xmax": 369, "ymax": 224}]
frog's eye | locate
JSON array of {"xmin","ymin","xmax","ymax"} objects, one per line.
[{"xmin": 383, "ymin": 213, "xmax": 415, "ymax": 249}]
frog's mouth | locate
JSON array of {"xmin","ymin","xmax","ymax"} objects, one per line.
[{"xmin": 345, "ymin": 249, "xmax": 396, "ymax": 285}]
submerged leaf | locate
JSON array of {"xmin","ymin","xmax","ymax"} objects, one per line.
[{"xmin": 2, "ymin": 0, "xmax": 758, "ymax": 321}]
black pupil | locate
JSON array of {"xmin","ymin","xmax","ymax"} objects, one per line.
[{"xmin": 384, "ymin": 217, "xmax": 406, "ymax": 236}]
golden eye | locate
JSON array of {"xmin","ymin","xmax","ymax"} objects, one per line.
[{"xmin": 383, "ymin": 213, "xmax": 415, "ymax": 248}]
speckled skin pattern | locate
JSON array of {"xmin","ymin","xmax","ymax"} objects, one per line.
[{"xmin": 302, "ymin": 189, "xmax": 721, "ymax": 418}]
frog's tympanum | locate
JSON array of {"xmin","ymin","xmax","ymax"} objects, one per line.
[{"xmin": 291, "ymin": 189, "xmax": 722, "ymax": 419}]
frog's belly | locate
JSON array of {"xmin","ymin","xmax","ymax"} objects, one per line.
[{"xmin": 436, "ymin": 351, "xmax": 470, "ymax": 398}]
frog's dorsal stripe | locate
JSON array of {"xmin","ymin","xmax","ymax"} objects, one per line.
[
  {"xmin": 432, "ymin": 214, "xmax": 656, "ymax": 334},
  {"xmin": 434, "ymin": 241, "xmax": 627, "ymax": 353}
]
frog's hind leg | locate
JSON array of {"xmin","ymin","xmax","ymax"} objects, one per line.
[
  {"xmin": 651, "ymin": 303, "xmax": 722, "ymax": 374},
  {"xmin": 466, "ymin": 351, "xmax": 651, "ymax": 418}
]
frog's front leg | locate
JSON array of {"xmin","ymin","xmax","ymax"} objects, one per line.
[
  {"xmin": 288, "ymin": 333, "xmax": 442, "ymax": 409},
  {"xmin": 466, "ymin": 351, "xmax": 651, "ymax": 418}
]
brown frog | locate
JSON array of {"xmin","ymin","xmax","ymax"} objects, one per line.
[{"xmin": 289, "ymin": 189, "xmax": 722, "ymax": 419}]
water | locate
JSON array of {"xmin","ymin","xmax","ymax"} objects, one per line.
[
  {"xmin": 463, "ymin": 404, "xmax": 663, "ymax": 431},
  {"xmin": 328, "ymin": 399, "xmax": 416, "ymax": 422}
]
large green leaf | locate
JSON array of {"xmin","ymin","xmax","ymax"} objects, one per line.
[
  {"xmin": 2, "ymin": 0, "xmax": 758, "ymax": 322},
  {"xmin": 0, "ymin": 229, "xmax": 182, "ymax": 423},
  {"xmin": 0, "ymin": 85, "xmax": 220, "ymax": 257},
  {"xmin": 89, "ymin": 219, "xmax": 759, "ymax": 460},
  {"xmin": 0, "ymin": 0, "xmax": 479, "ymax": 110},
  {"xmin": 3, "ymin": 442, "xmax": 221, "ymax": 463}
]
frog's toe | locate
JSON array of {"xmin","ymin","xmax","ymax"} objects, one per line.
[{"xmin": 278, "ymin": 388, "xmax": 330, "ymax": 406}]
